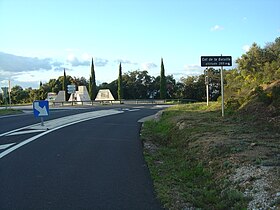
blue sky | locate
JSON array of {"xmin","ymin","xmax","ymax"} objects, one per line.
[{"xmin": 0, "ymin": 0, "xmax": 280, "ymax": 89}]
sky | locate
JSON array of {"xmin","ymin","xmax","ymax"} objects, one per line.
[{"xmin": 0, "ymin": 0, "xmax": 280, "ymax": 89}]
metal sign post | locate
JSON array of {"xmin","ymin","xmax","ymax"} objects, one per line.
[
  {"xmin": 204, "ymin": 68, "xmax": 209, "ymax": 106},
  {"xmin": 221, "ymin": 65, "xmax": 224, "ymax": 117},
  {"xmin": 201, "ymin": 55, "xmax": 232, "ymax": 117},
  {"xmin": 41, "ymin": 117, "xmax": 44, "ymax": 126}
]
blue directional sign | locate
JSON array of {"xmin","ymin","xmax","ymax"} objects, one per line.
[{"xmin": 33, "ymin": 100, "xmax": 49, "ymax": 117}]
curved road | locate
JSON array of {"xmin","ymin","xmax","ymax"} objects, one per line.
[{"xmin": 0, "ymin": 105, "xmax": 164, "ymax": 209}]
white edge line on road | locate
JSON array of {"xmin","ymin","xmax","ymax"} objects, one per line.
[{"xmin": 0, "ymin": 110, "xmax": 123, "ymax": 159}]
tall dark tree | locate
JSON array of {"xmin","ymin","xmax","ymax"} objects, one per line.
[
  {"xmin": 63, "ymin": 68, "xmax": 67, "ymax": 100},
  {"xmin": 160, "ymin": 58, "xmax": 167, "ymax": 99},
  {"xmin": 39, "ymin": 81, "xmax": 43, "ymax": 100},
  {"xmin": 89, "ymin": 58, "xmax": 97, "ymax": 100},
  {"xmin": 118, "ymin": 62, "xmax": 123, "ymax": 100}
]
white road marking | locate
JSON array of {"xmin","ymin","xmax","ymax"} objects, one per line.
[
  {"xmin": 0, "ymin": 126, "xmax": 33, "ymax": 137},
  {"xmin": 0, "ymin": 109, "xmax": 123, "ymax": 159},
  {"xmin": 29, "ymin": 109, "xmax": 121, "ymax": 130},
  {"xmin": 0, "ymin": 143, "xmax": 16, "ymax": 150},
  {"xmin": 133, "ymin": 106, "xmax": 145, "ymax": 109},
  {"xmin": 7, "ymin": 129, "xmax": 46, "ymax": 136},
  {"xmin": 129, "ymin": 109, "xmax": 140, "ymax": 112},
  {"xmin": 151, "ymin": 105, "xmax": 173, "ymax": 109}
]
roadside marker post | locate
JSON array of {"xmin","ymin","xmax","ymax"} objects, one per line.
[{"xmin": 201, "ymin": 55, "xmax": 232, "ymax": 117}]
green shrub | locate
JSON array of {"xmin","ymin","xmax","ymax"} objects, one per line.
[
  {"xmin": 254, "ymin": 86, "xmax": 272, "ymax": 105},
  {"xmin": 271, "ymin": 86, "xmax": 280, "ymax": 106},
  {"xmin": 225, "ymin": 97, "xmax": 241, "ymax": 110}
]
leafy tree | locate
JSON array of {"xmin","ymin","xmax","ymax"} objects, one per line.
[
  {"xmin": 10, "ymin": 85, "xmax": 29, "ymax": 104},
  {"xmin": 160, "ymin": 58, "xmax": 167, "ymax": 99},
  {"xmin": 0, "ymin": 93, "xmax": 3, "ymax": 105},
  {"xmin": 89, "ymin": 58, "xmax": 97, "ymax": 100},
  {"xmin": 117, "ymin": 62, "xmax": 123, "ymax": 100},
  {"xmin": 166, "ymin": 75, "xmax": 176, "ymax": 99},
  {"xmin": 28, "ymin": 88, "xmax": 40, "ymax": 102},
  {"xmin": 180, "ymin": 75, "xmax": 205, "ymax": 101},
  {"xmin": 73, "ymin": 76, "xmax": 88, "ymax": 87},
  {"xmin": 207, "ymin": 68, "xmax": 221, "ymax": 101},
  {"xmin": 122, "ymin": 70, "xmax": 154, "ymax": 99},
  {"xmin": 225, "ymin": 36, "xmax": 280, "ymax": 109},
  {"xmin": 98, "ymin": 82, "xmax": 110, "ymax": 90},
  {"xmin": 173, "ymin": 81, "xmax": 185, "ymax": 99},
  {"xmin": 108, "ymin": 80, "xmax": 118, "ymax": 99}
]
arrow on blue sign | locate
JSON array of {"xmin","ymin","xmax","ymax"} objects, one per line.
[{"xmin": 33, "ymin": 100, "xmax": 49, "ymax": 117}]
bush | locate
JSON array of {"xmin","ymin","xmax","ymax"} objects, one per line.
[
  {"xmin": 225, "ymin": 97, "xmax": 241, "ymax": 110},
  {"xmin": 254, "ymin": 86, "xmax": 272, "ymax": 105},
  {"xmin": 271, "ymin": 86, "xmax": 280, "ymax": 106}
]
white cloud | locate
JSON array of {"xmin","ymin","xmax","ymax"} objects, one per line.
[
  {"xmin": 81, "ymin": 53, "xmax": 92, "ymax": 61},
  {"xmin": 242, "ymin": 44, "xmax": 250, "ymax": 52},
  {"xmin": 141, "ymin": 62, "xmax": 158, "ymax": 70},
  {"xmin": 66, "ymin": 54, "xmax": 90, "ymax": 67},
  {"xmin": 184, "ymin": 64, "xmax": 204, "ymax": 76},
  {"xmin": 210, "ymin": 25, "xmax": 224, "ymax": 31},
  {"xmin": 94, "ymin": 58, "xmax": 109, "ymax": 67},
  {"xmin": 67, "ymin": 53, "xmax": 76, "ymax": 62},
  {"xmin": 115, "ymin": 59, "xmax": 138, "ymax": 65},
  {"xmin": 66, "ymin": 53, "xmax": 109, "ymax": 67},
  {"xmin": 0, "ymin": 52, "xmax": 52, "ymax": 72}
]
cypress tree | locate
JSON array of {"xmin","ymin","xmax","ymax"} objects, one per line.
[
  {"xmin": 160, "ymin": 58, "xmax": 167, "ymax": 99},
  {"xmin": 117, "ymin": 62, "xmax": 123, "ymax": 101},
  {"xmin": 39, "ymin": 81, "xmax": 43, "ymax": 100},
  {"xmin": 89, "ymin": 58, "xmax": 97, "ymax": 100},
  {"xmin": 63, "ymin": 68, "xmax": 67, "ymax": 100}
]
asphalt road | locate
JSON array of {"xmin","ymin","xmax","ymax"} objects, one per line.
[{"xmin": 0, "ymin": 106, "xmax": 164, "ymax": 209}]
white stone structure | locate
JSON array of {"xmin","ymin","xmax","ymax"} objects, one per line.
[
  {"xmin": 54, "ymin": 91, "xmax": 66, "ymax": 102},
  {"xmin": 72, "ymin": 86, "xmax": 91, "ymax": 104},
  {"xmin": 95, "ymin": 89, "xmax": 115, "ymax": 101}
]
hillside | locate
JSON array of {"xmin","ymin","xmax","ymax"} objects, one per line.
[{"xmin": 141, "ymin": 99, "xmax": 280, "ymax": 209}]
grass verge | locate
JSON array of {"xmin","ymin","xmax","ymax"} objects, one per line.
[
  {"xmin": 141, "ymin": 102, "xmax": 279, "ymax": 209},
  {"xmin": 0, "ymin": 109, "xmax": 22, "ymax": 115}
]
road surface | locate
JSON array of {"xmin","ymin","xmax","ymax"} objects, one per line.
[{"xmin": 0, "ymin": 105, "xmax": 165, "ymax": 209}]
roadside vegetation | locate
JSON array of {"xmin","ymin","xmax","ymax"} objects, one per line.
[
  {"xmin": 0, "ymin": 108, "xmax": 22, "ymax": 115},
  {"xmin": 141, "ymin": 102, "xmax": 279, "ymax": 209},
  {"xmin": 141, "ymin": 37, "xmax": 280, "ymax": 209}
]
